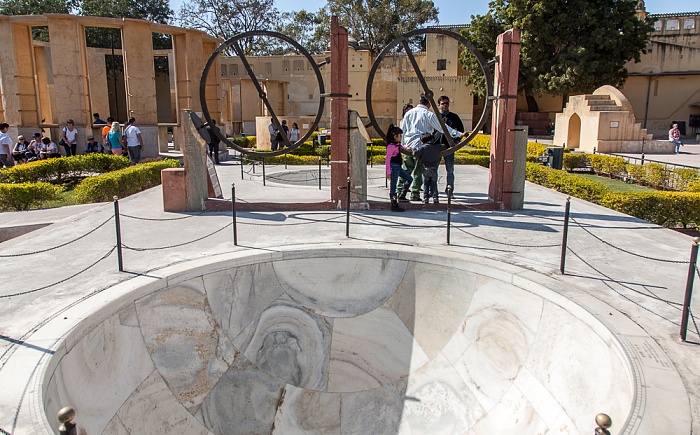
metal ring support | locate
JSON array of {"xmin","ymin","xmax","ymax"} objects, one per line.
[
  {"xmin": 199, "ymin": 30, "xmax": 327, "ymax": 158},
  {"xmin": 365, "ymin": 28, "xmax": 494, "ymax": 156}
]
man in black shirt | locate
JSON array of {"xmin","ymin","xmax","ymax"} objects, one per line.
[{"xmin": 437, "ymin": 95, "xmax": 464, "ymax": 198}]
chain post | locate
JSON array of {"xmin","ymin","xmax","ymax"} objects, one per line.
[
  {"xmin": 346, "ymin": 177, "xmax": 351, "ymax": 237},
  {"xmin": 252, "ymin": 159, "xmax": 256, "ymax": 174},
  {"xmin": 262, "ymin": 158, "xmax": 266, "ymax": 186},
  {"xmin": 57, "ymin": 407, "xmax": 77, "ymax": 435},
  {"xmin": 113, "ymin": 196, "xmax": 123, "ymax": 272},
  {"xmin": 680, "ymin": 237, "xmax": 700, "ymax": 341},
  {"xmin": 369, "ymin": 142, "xmax": 373, "ymax": 168},
  {"xmin": 240, "ymin": 154, "xmax": 244, "ymax": 179},
  {"xmin": 594, "ymin": 413, "xmax": 611, "ymax": 435},
  {"xmin": 284, "ymin": 153, "xmax": 287, "ymax": 169},
  {"xmin": 446, "ymin": 186, "xmax": 452, "ymax": 245},
  {"xmin": 560, "ymin": 196, "xmax": 571, "ymax": 274},
  {"xmin": 231, "ymin": 183, "xmax": 238, "ymax": 246},
  {"xmin": 318, "ymin": 157, "xmax": 322, "ymax": 190}
]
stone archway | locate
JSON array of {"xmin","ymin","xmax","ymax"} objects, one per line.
[{"xmin": 567, "ymin": 113, "xmax": 581, "ymax": 149}]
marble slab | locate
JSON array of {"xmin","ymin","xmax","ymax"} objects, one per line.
[
  {"xmin": 272, "ymin": 384, "xmax": 341, "ymax": 434},
  {"xmin": 339, "ymin": 383, "xmax": 404, "ymax": 434},
  {"xmin": 328, "ymin": 307, "xmax": 429, "ymax": 392},
  {"xmin": 232, "ymin": 297, "xmax": 332, "ymax": 391},
  {"xmin": 135, "ymin": 285, "xmax": 233, "ymax": 413},
  {"xmin": 274, "ymin": 257, "xmax": 408, "ymax": 317}
]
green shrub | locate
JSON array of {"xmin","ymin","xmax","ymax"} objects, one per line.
[
  {"xmin": 600, "ymin": 192, "xmax": 700, "ymax": 228},
  {"xmin": 468, "ymin": 134, "xmax": 491, "ymax": 150},
  {"xmin": 527, "ymin": 142, "xmax": 548, "ymax": 160},
  {"xmin": 0, "ymin": 154, "xmax": 130, "ymax": 184},
  {"xmin": 588, "ymin": 154, "xmax": 626, "ymax": 178},
  {"xmin": 315, "ymin": 145, "xmax": 331, "ymax": 158},
  {"xmin": 644, "ymin": 163, "xmax": 670, "ymax": 189},
  {"xmin": 525, "ymin": 163, "xmax": 609, "ymax": 203},
  {"xmin": 0, "ymin": 182, "xmax": 63, "ymax": 211},
  {"xmin": 371, "ymin": 138, "xmax": 386, "ymax": 147},
  {"xmin": 455, "ymin": 148, "xmax": 490, "ymax": 156},
  {"xmin": 290, "ymin": 142, "xmax": 316, "ymax": 156},
  {"xmin": 257, "ymin": 155, "xmax": 327, "ymax": 165},
  {"xmin": 671, "ymin": 168, "xmax": 700, "ymax": 191},
  {"xmin": 563, "ymin": 154, "xmax": 590, "ymax": 171},
  {"xmin": 73, "ymin": 160, "xmax": 179, "ymax": 203},
  {"xmin": 626, "ymin": 163, "xmax": 646, "ymax": 183},
  {"xmin": 229, "ymin": 136, "xmax": 251, "ymax": 148},
  {"xmin": 454, "ymin": 154, "xmax": 490, "ymax": 167}
]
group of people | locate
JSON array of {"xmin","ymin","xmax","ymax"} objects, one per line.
[
  {"xmin": 268, "ymin": 119, "xmax": 301, "ymax": 151},
  {"xmin": 385, "ymin": 95, "xmax": 467, "ymax": 212},
  {"xmin": 0, "ymin": 113, "xmax": 145, "ymax": 168}
]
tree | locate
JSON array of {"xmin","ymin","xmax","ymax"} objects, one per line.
[
  {"xmin": 0, "ymin": 0, "xmax": 74, "ymax": 15},
  {"xmin": 279, "ymin": 9, "xmax": 329, "ymax": 55},
  {"xmin": 177, "ymin": 0, "xmax": 281, "ymax": 55},
  {"xmin": 460, "ymin": 0, "xmax": 652, "ymax": 112},
  {"xmin": 325, "ymin": 0, "xmax": 439, "ymax": 54}
]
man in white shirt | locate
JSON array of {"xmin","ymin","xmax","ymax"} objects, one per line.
[
  {"xmin": 0, "ymin": 123, "xmax": 13, "ymax": 168},
  {"xmin": 400, "ymin": 96, "xmax": 466, "ymax": 201},
  {"xmin": 123, "ymin": 117, "xmax": 143, "ymax": 164}
]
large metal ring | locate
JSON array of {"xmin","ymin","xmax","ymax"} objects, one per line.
[
  {"xmin": 199, "ymin": 30, "xmax": 326, "ymax": 158},
  {"xmin": 365, "ymin": 28, "xmax": 494, "ymax": 156}
]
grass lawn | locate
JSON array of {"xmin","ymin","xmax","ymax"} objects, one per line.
[{"xmin": 576, "ymin": 174, "xmax": 652, "ymax": 192}]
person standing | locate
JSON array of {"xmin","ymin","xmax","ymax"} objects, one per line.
[
  {"xmin": 413, "ymin": 132, "xmax": 446, "ymax": 204},
  {"xmin": 61, "ymin": 119, "xmax": 78, "ymax": 156},
  {"xmin": 207, "ymin": 119, "xmax": 221, "ymax": 164},
  {"xmin": 289, "ymin": 122, "xmax": 301, "ymax": 143},
  {"xmin": 669, "ymin": 123, "xmax": 683, "ymax": 154},
  {"xmin": 384, "ymin": 124, "xmax": 413, "ymax": 212},
  {"xmin": 102, "ymin": 117, "xmax": 115, "ymax": 145},
  {"xmin": 437, "ymin": 95, "xmax": 464, "ymax": 198},
  {"xmin": 92, "ymin": 113, "xmax": 107, "ymax": 125},
  {"xmin": 400, "ymin": 95, "xmax": 466, "ymax": 202},
  {"xmin": 107, "ymin": 122, "xmax": 123, "ymax": 155},
  {"xmin": 0, "ymin": 123, "xmax": 13, "ymax": 167},
  {"xmin": 275, "ymin": 120, "xmax": 290, "ymax": 149},
  {"xmin": 268, "ymin": 119, "xmax": 279, "ymax": 151},
  {"xmin": 123, "ymin": 117, "xmax": 143, "ymax": 164}
]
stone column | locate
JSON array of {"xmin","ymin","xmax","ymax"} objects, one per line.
[
  {"xmin": 349, "ymin": 110, "xmax": 369, "ymax": 209},
  {"xmin": 122, "ymin": 19, "xmax": 158, "ymax": 158},
  {"xmin": 46, "ymin": 15, "xmax": 89, "ymax": 129},
  {"xmin": 330, "ymin": 16, "xmax": 349, "ymax": 208},
  {"xmin": 487, "ymin": 29, "xmax": 522, "ymax": 209}
]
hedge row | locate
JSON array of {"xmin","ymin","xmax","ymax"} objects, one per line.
[
  {"xmin": 73, "ymin": 159, "xmax": 180, "ymax": 203},
  {"xmin": 526, "ymin": 162, "xmax": 700, "ymax": 228},
  {"xmin": 0, "ymin": 154, "xmax": 130, "ymax": 184},
  {"xmin": 0, "ymin": 182, "xmax": 64, "ymax": 211},
  {"xmin": 563, "ymin": 153, "xmax": 700, "ymax": 191}
]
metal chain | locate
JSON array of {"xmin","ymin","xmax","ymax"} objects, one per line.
[
  {"xmin": 570, "ymin": 216, "xmax": 690, "ymax": 264},
  {"xmin": 121, "ymin": 210, "xmax": 207, "ymax": 221},
  {"xmin": 567, "ymin": 246, "xmax": 682, "ymax": 306},
  {"xmin": 122, "ymin": 222, "xmax": 233, "ymax": 251},
  {"xmin": 238, "ymin": 214, "xmax": 344, "ymax": 226},
  {"xmin": 0, "ymin": 426, "xmax": 11, "ymax": 435},
  {"xmin": 0, "ymin": 246, "xmax": 116, "ymax": 299},
  {"xmin": 0, "ymin": 215, "xmax": 113, "ymax": 258},
  {"xmin": 454, "ymin": 225, "xmax": 561, "ymax": 248},
  {"xmin": 352, "ymin": 214, "xmax": 445, "ymax": 229},
  {"xmin": 689, "ymin": 307, "xmax": 700, "ymax": 338}
]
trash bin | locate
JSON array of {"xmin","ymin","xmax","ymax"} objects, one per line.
[
  {"xmin": 546, "ymin": 147, "xmax": 563, "ymax": 170},
  {"xmin": 318, "ymin": 134, "xmax": 327, "ymax": 145}
]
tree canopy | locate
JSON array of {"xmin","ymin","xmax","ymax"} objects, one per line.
[
  {"xmin": 460, "ymin": 0, "xmax": 652, "ymax": 111},
  {"xmin": 0, "ymin": 0, "xmax": 74, "ymax": 15}
]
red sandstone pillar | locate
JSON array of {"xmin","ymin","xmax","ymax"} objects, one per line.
[
  {"xmin": 330, "ymin": 16, "xmax": 350, "ymax": 208},
  {"xmin": 488, "ymin": 29, "xmax": 521, "ymax": 209}
]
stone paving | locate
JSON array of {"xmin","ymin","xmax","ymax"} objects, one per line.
[{"xmin": 0, "ymin": 162, "xmax": 698, "ymax": 434}]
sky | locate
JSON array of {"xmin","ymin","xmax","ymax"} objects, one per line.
[{"xmin": 169, "ymin": 0, "xmax": 700, "ymax": 26}]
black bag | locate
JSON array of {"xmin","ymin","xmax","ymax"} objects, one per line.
[{"xmin": 58, "ymin": 139, "xmax": 67, "ymax": 147}]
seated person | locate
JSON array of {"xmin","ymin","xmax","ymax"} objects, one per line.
[
  {"xmin": 84, "ymin": 135, "xmax": 103, "ymax": 154},
  {"xmin": 40, "ymin": 137, "xmax": 60, "ymax": 159},
  {"xmin": 11, "ymin": 135, "xmax": 28, "ymax": 164},
  {"xmin": 92, "ymin": 113, "xmax": 107, "ymax": 125}
]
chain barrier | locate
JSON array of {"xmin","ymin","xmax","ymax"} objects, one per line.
[
  {"xmin": 122, "ymin": 223, "xmax": 233, "ymax": 251},
  {"xmin": 690, "ymin": 307, "xmax": 700, "ymax": 338},
  {"xmin": 0, "ymin": 246, "xmax": 116, "ymax": 299},
  {"xmin": 454, "ymin": 224, "xmax": 561, "ymax": 248},
  {"xmin": 566, "ymin": 246, "xmax": 682, "ymax": 306},
  {"xmin": 0, "ymin": 426, "xmax": 11, "ymax": 435},
  {"xmin": 570, "ymin": 216, "xmax": 690, "ymax": 264},
  {"xmin": 351, "ymin": 214, "xmax": 445, "ymax": 229},
  {"xmin": 120, "ymin": 210, "xmax": 207, "ymax": 221},
  {"xmin": 237, "ymin": 214, "xmax": 344, "ymax": 227},
  {"xmin": 0, "ymin": 216, "xmax": 113, "ymax": 258}
]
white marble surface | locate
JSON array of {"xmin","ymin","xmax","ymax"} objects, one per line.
[{"xmin": 36, "ymin": 248, "xmax": 653, "ymax": 434}]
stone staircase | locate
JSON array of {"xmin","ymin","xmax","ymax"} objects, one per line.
[{"xmin": 584, "ymin": 94, "xmax": 652, "ymax": 141}]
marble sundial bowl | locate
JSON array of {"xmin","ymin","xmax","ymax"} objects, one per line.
[{"xmin": 33, "ymin": 245, "xmax": 655, "ymax": 434}]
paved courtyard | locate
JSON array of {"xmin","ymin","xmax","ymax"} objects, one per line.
[{"xmin": 0, "ymin": 161, "xmax": 698, "ymax": 434}]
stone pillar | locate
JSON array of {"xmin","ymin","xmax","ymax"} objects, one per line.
[
  {"xmin": 330, "ymin": 16, "xmax": 349, "ymax": 208},
  {"xmin": 348, "ymin": 110, "xmax": 369, "ymax": 209},
  {"xmin": 47, "ymin": 15, "xmax": 89, "ymax": 129},
  {"xmin": 181, "ymin": 109, "xmax": 208, "ymax": 211},
  {"xmin": 122, "ymin": 19, "xmax": 158, "ymax": 159},
  {"xmin": 487, "ymin": 29, "xmax": 522, "ymax": 209}
]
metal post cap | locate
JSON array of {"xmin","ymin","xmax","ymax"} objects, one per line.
[
  {"xmin": 595, "ymin": 413, "xmax": 612, "ymax": 429},
  {"xmin": 57, "ymin": 406, "xmax": 75, "ymax": 424},
  {"xmin": 113, "ymin": 196, "xmax": 118, "ymax": 200},
  {"xmin": 693, "ymin": 237, "xmax": 700, "ymax": 245}
]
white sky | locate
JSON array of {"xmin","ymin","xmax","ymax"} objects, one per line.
[{"xmin": 169, "ymin": 0, "xmax": 699, "ymax": 26}]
